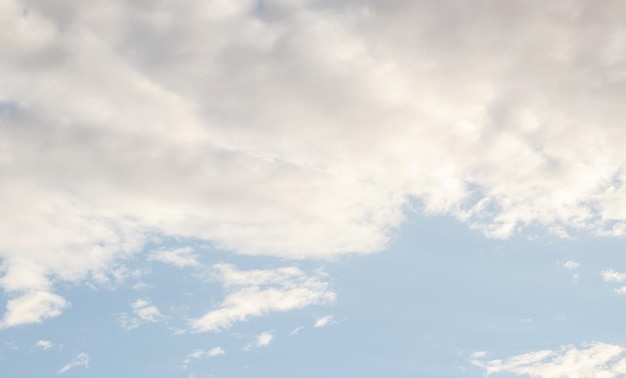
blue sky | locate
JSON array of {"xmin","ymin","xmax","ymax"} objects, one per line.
[
  {"xmin": 4, "ymin": 213, "xmax": 626, "ymax": 377},
  {"xmin": 3, "ymin": 0, "xmax": 626, "ymax": 377}
]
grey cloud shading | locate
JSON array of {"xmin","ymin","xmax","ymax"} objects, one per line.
[{"xmin": 2, "ymin": 0, "xmax": 626, "ymax": 326}]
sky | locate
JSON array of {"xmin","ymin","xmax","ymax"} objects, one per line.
[{"xmin": 2, "ymin": 0, "xmax": 626, "ymax": 377}]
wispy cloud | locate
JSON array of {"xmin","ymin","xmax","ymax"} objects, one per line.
[
  {"xmin": 31, "ymin": 340, "xmax": 53, "ymax": 352},
  {"xmin": 148, "ymin": 247, "xmax": 199, "ymax": 268},
  {"xmin": 244, "ymin": 331, "xmax": 274, "ymax": 351},
  {"xmin": 182, "ymin": 347, "xmax": 225, "ymax": 368},
  {"xmin": 290, "ymin": 326, "xmax": 304, "ymax": 336},
  {"xmin": 116, "ymin": 299, "xmax": 164, "ymax": 330},
  {"xmin": 470, "ymin": 351, "xmax": 487, "ymax": 359},
  {"xmin": 558, "ymin": 260, "xmax": 580, "ymax": 282},
  {"xmin": 58, "ymin": 352, "xmax": 89, "ymax": 374},
  {"xmin": 132, "ymin": 299, "xmax": 163, "ymax": 322},
  {"xmin": 471, "ymin": 342, "xmax": 626, "ymax": 377},
  {"xmin": 190, "ymin": 264, "xmax": 335, "ymax": 333},
  {"xmin": 314, "ymin": 315, "xmax": 335, "ymax": 328}
]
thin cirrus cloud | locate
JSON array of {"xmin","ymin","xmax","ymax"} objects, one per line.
[
  {"xmin": 471, "ymin": 342, "xmax": 626, "ymax": 377},
  {"xmin": 2, "ymin": 0, "xmax": 626, "ymax": 330},
  {"xmin": 57, "ymin": 352, "xmax": 90, "ymax": 374},
  {"xmin": 190, "ymin": 264, "xmax": 335, "ymax": 333}
]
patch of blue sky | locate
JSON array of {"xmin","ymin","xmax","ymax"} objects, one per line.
[{"xmin": 2, "ymin": 211, "xmax": 626, "ymax": 376}]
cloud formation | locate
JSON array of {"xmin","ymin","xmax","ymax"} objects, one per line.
[
  {"xmin": 57, "ymin": 352, "xmax": 90, "ymax": 374},
  {"xmin": 3, "ymin": 0, "xmax": 626, "ymax": 327},
  {"xmin": 190, "ymin": 264, "xmax": 335, "ymax": 333},
  {"xmin": 244, "ymin": 331, "xmax": 274, "ymax": 351},
  {"xmin": 32, "ymin": 340, "xmax": 53, "ymax": 351},
  {"xmin": 314, "ymin": 315, "xmax": 334, "ymax": 328},
  {"xmin": 116, "ymin": 299, "xmax": 164, "ymax": 330},
  {"xmin": 472, "ymin": 342, "xmax": 626, "ymax": 377},
  {"xmin": 1, "ymin": 291, "xmax": 69, "ymax": 328},
  {"xmin": 182, "ymin": 347, "xmax": 225, "ymax": 369},
  {"xmin": 148, "ymin": 247, "xmax": 199, "ymax": 268}
]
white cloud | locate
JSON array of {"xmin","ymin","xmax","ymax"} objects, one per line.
[
  {"xmin": 561, "ymin": 261, "xmax": 580, "ymax": 270},
  {"xmin": 471, "ymin": 351, "xmax": 487, "ymax": 359},
  {"xmin": 472, "ymin": 342, "xmax": 626, "ymax": 377},
  {"xmin": 558, "ymin": 260, "xmax": 580, "ymax": 281},
  {"xmin": 186, "ymin": 347, "xmax": 225, "ymax": 359},
  {"xmin": 244, "ymin": 331, "xmax": 274, "ymax": 351},
  {"xmin": 32, "ymin": 340, "xmax": 53, "ymax": 351},
  {"xmin": 290, "ymin": 326, "xmax": 304, "ymax": 336},
  {"xmin": 314, "ymin": 315, "xmax": 334, "ymax": 328},
  {"xmin": 1, "ymin": 291, "xmax": 69, "ymax": 328},
  {"xmin": 207, "ymin": 347, "xmax": 225, "ymax": 357},
  {"xmin": 190, "ymin": 264, "xmax": 335, "ymax": 333},
  {"xmin": 4, "ymin": 0, "xmax": 626, "ymax": 327},
  {"xmin": 182, "ymin": 347, "xmax": 225, "ymax": 368},
  {"xmin": 603, "ymin": 270, "xmax": 626, "ymax": 283},
  {"xmin": 116, "ymin": 299, "xmax": 163, "ymax": 330},
  {"xmin": 255, "ymin": 332, "xmax": 273, "ymax": 347},
  {"xmin": 116, "ymin": 313, "xmax": 140, "ymax": 331},
  {"xmin": 57, "ymin": 352, "xmax": 90, "ymax": 374},
  {"xmin": 132, "ymin": 299, "xmax": 163, "ymax": 322},
  {"xmin": 148, "ymin": 247, "xmax": 199, "ymax": 268}
]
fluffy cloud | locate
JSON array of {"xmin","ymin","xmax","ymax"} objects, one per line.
[
  {"xmin": 602, "ymin": 270, "xmax": 626, "ymax": 283},
  {"xmin": 472, "ymin": 342, "xmax": 626, "ymax": 377},
  {"xmin": 601, "ymin": 270, "xmax": 626, "ymax": 294},
  {"xmin": 190, "ymin": 264, "xmax": 335, "ymax": 333},
  {"xmin": 3, "ymin": 0, "xmax": 626, "ymax": 327},
  {"xmin": 0, "ymin": 291, "xmax": 69, "ymax": 328}
]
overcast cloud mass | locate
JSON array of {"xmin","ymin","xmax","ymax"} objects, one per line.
[{"xmin": 2, "ymin": 0, "xmax": 626, "ymax": 376}]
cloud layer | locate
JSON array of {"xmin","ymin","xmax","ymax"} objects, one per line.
[{"xmin": 2, "ymin": 0, "xmax": 626, "ymax": 326}]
